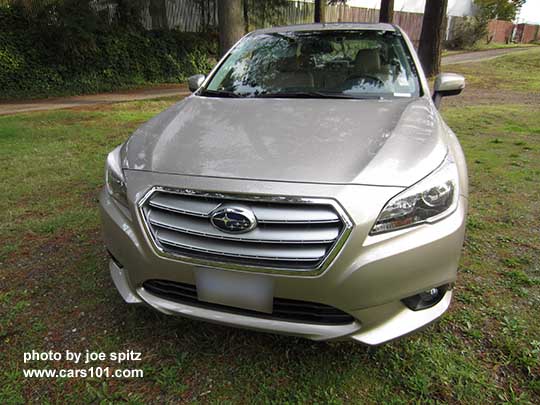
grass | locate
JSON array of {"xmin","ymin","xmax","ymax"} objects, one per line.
[
  {"xmin": 447, "ymin": 47, "xmax": 540, "ymax": 92},
  {"xmin": 443, "ymin": 41, "xmax": 539, "ymax": 56},
  {"xmin": 1, "ymin": 49, "xmax": 539, "ymax": 403}
]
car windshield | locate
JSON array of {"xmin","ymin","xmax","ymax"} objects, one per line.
[{"xmin": 202, "ymin": 30, "xmax": 421, "ymax": 99}]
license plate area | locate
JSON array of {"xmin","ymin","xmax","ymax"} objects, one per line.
[{"xmin": 195, "ymin": 267, "xmax": 274, "ymax": 314}]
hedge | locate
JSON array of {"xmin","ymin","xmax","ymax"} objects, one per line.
[{"xmin": 0, "ymin": 6, "xmax": 218, "ymax": 99}]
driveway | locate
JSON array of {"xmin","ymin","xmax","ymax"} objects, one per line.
[
  {"xmin": 0, "ymin": 47, "xmax": 533, "ymax": 116},
  {"xmin": 0, "ymin": 85, "xmax": 190, "ymax": 116},
  {"xmin": 442, "ymin": 47, "xmax": 531, "ymax": 65}
]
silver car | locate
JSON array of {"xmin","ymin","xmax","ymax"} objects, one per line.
[{"xmin": 99, "ymin": 23, "xmax": 468, "ymax": 345}]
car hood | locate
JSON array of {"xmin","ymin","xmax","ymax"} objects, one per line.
[{"xmin": 122, "ymin": 95, "xmax": 447, "ymax": 187}]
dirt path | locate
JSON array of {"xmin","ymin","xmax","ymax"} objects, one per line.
[
  {"xmin": 0, "ymin": 47, "xmax": 534, "ymax": 116},
  {"xmin": 0, "ymin": 85, "xmax": 190, "ymax": 116},
  {"xmin": 441, "ymin": 47, "xmax": 532, "ymax": 65}
]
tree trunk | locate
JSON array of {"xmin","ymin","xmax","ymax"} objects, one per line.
[
  {"xmin": 314, "ymin": 0, "xmax": 326, "ymax": 23},
  {"xmin": 379, "ymin": 0, "xmax": 394, "ymax": 23},
  {"xmin": 243, "ymin": 0, "xmax": 249, "ymax": 33},
  {"xmin": 418, "ymin": 0, "xmax": 448, "ymax": 77},
  {"xmin": 149, "ymin": 0, "xmax": 168, "ymax": 30},
  {"xmin": 218, "ymin": 0, "xmax": 245, "ymax": 56}
]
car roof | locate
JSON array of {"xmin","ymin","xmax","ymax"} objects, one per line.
[{"xmin": 252, "ymin": 22, "xmax": 397, "ymax": 35}]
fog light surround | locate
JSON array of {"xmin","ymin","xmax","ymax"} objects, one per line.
[{"xmin": 402, "ymin": 284, "xmax": 449, "ymax": 311}]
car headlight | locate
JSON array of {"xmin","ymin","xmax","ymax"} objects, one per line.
[
  {"xmin": 105, "ymin": 145, "xmax": 128, "ymax": 207},
  {"xmin": 370, "ymin": 154, "xmax": 459, "ymax": 235}
]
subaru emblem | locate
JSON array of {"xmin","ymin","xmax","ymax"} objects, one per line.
[{"xmin": 210, "ymin": 205, "xmax": 257, "ymax": 234}]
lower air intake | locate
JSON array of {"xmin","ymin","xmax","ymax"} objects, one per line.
[{"xmin": 143, "ymin": 279, "xmax": 355, "ymax": 325}]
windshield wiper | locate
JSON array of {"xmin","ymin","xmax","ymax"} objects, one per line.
[
  {"xmin": 255, "ymin": 91, "xmax": 378, "ymax": 100},
  {"xmin": 199, "ymin": 89, "xmax": 382, "ymax": 100},
  {"xmin": 199, "ymin": 89, "xmax": 241, "ymax": 98}
]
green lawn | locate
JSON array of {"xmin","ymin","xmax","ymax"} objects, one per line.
[
  {"xmin": 448, "ymin": 47, "xmax": 540, "ymax": 92},
  {"xmin": 1, "ymin": 50, "xmax": 539, "ymax": 403},
  {"xmin": 442, "ymin": 42, "xmax": 539, "ymax": 57}
]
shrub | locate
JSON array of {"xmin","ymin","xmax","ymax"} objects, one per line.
[
  {"xmin": 0, "ymin": 4, "xmax": 218, "ymax": 99},
  {"xmin": 445, "ymin": 17, "xmax": 489, "ymax": 50}
]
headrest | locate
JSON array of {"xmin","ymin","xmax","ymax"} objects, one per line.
[
  {"xmin": 278, "ymin": 57, "xmax": 299, "ymax": 72},
  {"xmin": 354, "ymin": 48, "xmax": 381, "ymax": 74}
]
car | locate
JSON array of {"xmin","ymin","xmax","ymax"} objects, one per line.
[{"xmin": 99, "ymin": 23, "xmax": 468, "ymax": 345}]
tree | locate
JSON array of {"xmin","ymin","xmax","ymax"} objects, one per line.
[
  {"xmin": 194, "ymin": 0, "xmax": 217, "ymax": 31},
  {"xmin": 475, "ymin": 0, "xmax": 526, "ymax": 22},
  {"xmin": 418, "ymin": 0, "xmax": 448, "ymax": 77},
  {"xmin": 243, "ymin": 0, "xmax": 250, "ymax": 32},
  {"xmin": 218, "ymin": 0, "xmax": 244, "ymax": 56},
  {"xmin": 444, "ymin": 16, "xmax": 488, "ymax": 49},
  {"xmin": 315, "ymin": 1, "xmax": 347, "ymax": 23},
  {"xmin": 148, "ymin": 0, "xmax": 168, "ymax": 30},
  {"xmin": 314, "ymin": 0, "xmax": 326, "ymax": 23},
  {"xmin": 379, "ymin": 0, "xmax": 394, "ymax": 23},
  {"xmin": 243, "ymin": 0, "xmax": 289, "ymax": 31},
  {"xmin": 114, "ymin": 0, "xmax": 146, "ymax": 29}
]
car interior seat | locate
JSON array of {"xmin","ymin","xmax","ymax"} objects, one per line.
[{"xmin": 271, "ymin": 56, "xmax": 314, "ymax": 90}]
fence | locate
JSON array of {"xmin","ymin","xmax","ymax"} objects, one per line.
[
  {"xmin": 486, "ymin": 20, "xmax": 539, "ymax": 44},
  {"xmin": 487, "ymin": 19, "xmax": 515, "ymax": 43},
  {"xmin": 0, "ymin": 0, "xmax": 460, "ymax": 47},
  {"xmin": 514, "ymin": 23, "xmax": 540, "ymax": 43},
  {"xmin": 136, "ymin": 1, "xmax": 426, "ymax": 46},
  {"xmin": 4, "ymin": 0, "xmax": 538, "ymax": 46},
  {"xmin": 137, "ymin": 0, "xmax": 218, "ymax": 31}
]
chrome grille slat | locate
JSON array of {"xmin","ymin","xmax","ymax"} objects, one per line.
[
  {"xmin": 149, "ymin": 194, "xmax": 340, "ymax": 224},
  {"xmin": 148, "ymin": 209, "xmax": 340, "ymax": 244},
  {"xmin": 251, "ymin": 205, "xmax": 340, "ymax": 224},
  {"xmin": 149, "ymin": 194, "xmax": 219, "ymax": 217},
  {"xmin": 140, "ymin": 189, "xmax": 351, "ymax": 273},
  {"xmin": 155, "ymin": 228, "xmax": 327, "ymax": 261}
]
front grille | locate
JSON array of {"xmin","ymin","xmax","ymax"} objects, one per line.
[
  {"xmin": 140, "ymin": 189, "xmax": 350, "ymax": 273},
  {"xmin": 143, "ymin": 279, "xmax": 355, "ymax": 325}
]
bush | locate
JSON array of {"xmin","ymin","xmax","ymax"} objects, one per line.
[
  {"xmin": 0, "ymin": 4, "xmax": 218, "ymax": 99},
  {"xmin": 445, "ymin": 17, "xmax": 489, "ymax": 50}
]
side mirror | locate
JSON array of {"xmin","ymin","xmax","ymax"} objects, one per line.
[
  {"xmin": 188, "ymin": 74, "xmax": 206, "ymax": 92},
  {"xmin": 432, "ymin": 73, "xmax": 465, "ymax": 109}
]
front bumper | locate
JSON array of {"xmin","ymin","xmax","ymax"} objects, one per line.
[{"xmin": 100, "ymin": 171, "xmax": 467, "ymax": 345}]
